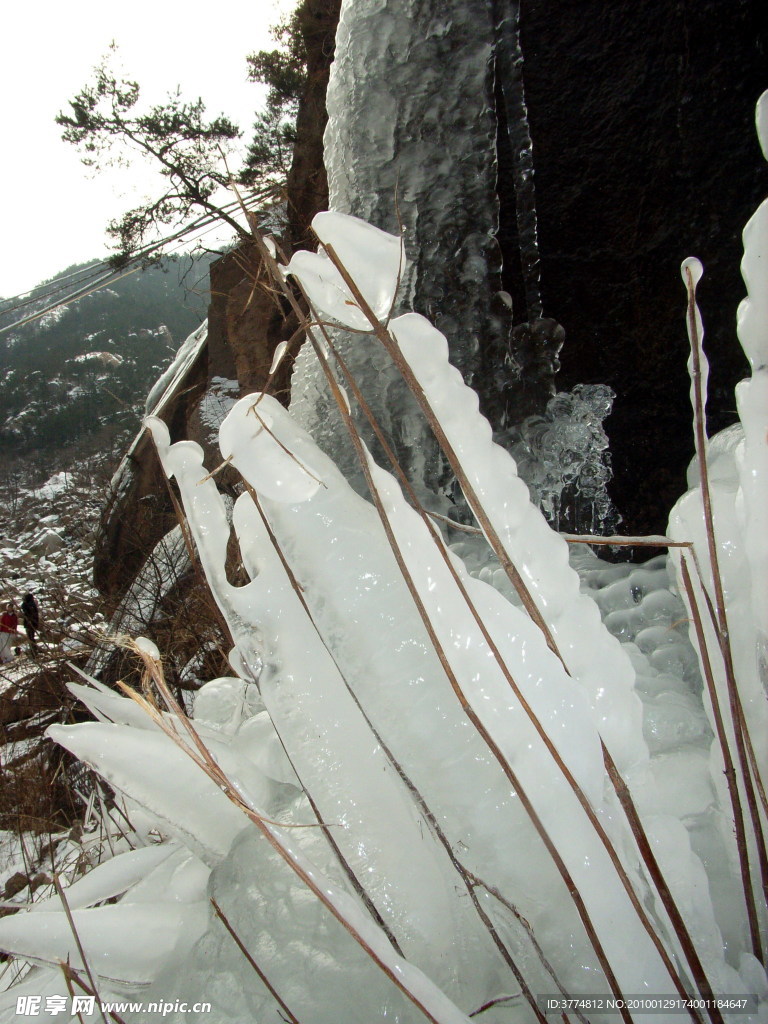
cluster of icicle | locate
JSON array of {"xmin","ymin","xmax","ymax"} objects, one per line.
[
  {"xmin": 504, "ymin": 383, "xmax": 617, "ymax": 532},
  {"xmin": 1, "ymin": 99, "xmax": 767, "ymax": 1024}
]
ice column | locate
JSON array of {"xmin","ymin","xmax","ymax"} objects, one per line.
[
  {"xmin": 735, "ymin": 91, "xmax": 768, "ymax": 694},
  {"xmin": 290, "ymin": 0, "xmax": 504, "ymax": 499}
]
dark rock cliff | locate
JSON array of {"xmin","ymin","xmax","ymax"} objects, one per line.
[{"xmin": 510, "ymin": 0, "xmax": 768, "ymax": 533}]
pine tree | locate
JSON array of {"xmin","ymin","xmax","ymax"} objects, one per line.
[{"xmin": 56, "ymin": 46, "xmax": 247, "ymax": 267}]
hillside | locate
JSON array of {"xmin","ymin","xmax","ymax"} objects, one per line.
[{"xmin": 0, "ymin": 255, "xmax": 214, "ymax": 478}]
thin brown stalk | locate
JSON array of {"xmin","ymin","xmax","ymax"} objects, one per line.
[
  {"xmin": 53, "ymin": 873, "xmax": 108, "ymax": 1024},
  {"xmin": 689, "ymin": 556, "xmax": 768, "ymax": 823},
  {"xmin": 60, "ymin": 961, "xmax": 129, "ymax": 1024},
  {"xmin": 739, "ymin": 705, "xmax": 768, "ymax": 820},
  {"xmin": 563, "ymin": 533, "xmax": 690, "ymax": 548},
  {"xmin": 469, "ymin": 994, "xmax": 520, "ymax": 1018},
  {"xmin": 685, "ymin": 267, "xmax": 768, "ymax": 949},
  {"xmin": 247, "ymin": 407, "xmax": 328, "ymax": 489},
  {"xmin": 679, "ymin": 555, "xmax": 763, "ymax": 950},
  {"xmin": 211, "ymin": 898, "xmax": 301, "ymax": 1023},
  {"xmin": 60, "ymin": 959, "xmax": 86, "ymax": 1024},
  {"xmin": 249, "ymin": 322, "xmax": 312, "ymax": 413},
  {"xmin": 197, "ymin": 454, "xmax": 233, "ymax": 483},
  {"xmin": 95, "ymin": 789, "xmax": 115, "ymax": 858},
  {"xmin": 466, "ymin": 873, "xmax": 589, "ymax": 1024}
]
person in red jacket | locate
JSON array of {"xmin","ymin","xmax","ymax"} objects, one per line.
[{"xmin": 0, "ymin": 603, "xmax": 19, "ymax": 664}]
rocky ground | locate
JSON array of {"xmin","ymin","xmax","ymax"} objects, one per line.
[{"xmin": 0, "ymin": 450, "xmax": 121, "ymax": 922}]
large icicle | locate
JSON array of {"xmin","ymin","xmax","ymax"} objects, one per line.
[{"xmin": 289, "ymin": 0, "xmax": 504, "ymax": 499}]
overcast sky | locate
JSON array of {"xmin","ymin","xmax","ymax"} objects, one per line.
[{"xmin": 0, "ymin": 0, "xmax": 296, "ymax": 298}]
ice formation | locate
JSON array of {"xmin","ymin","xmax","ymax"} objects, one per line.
[
  {"xmin": 288, "ymin": 0, "xmax": 503, "ymax": 501},
  {"xmin": 667, "ymin": 92, "xmax": 768, "ymax": 969},
  {"xmin": 503, "ymin": 383, "xmax": 618, "ymax": 532},
  {"xmin": 288, "ymin": 0, "xmax": 615, "ymax": 532},
  {"xmin": 2, "ymin": 91, "xmax": 766, "ymax": 1024}
]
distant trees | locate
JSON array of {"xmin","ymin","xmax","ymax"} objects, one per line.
[
  {"xmin": 0, "ymin": 257, "xmax": 210, "ymax": 460},
  {"xmin": 241, "ymin": 7, "xmax": 309, "ymax": 185},
  {"xmin": 56, "ymin": 48, "xmax": 245, "ymax": 267},
  {"xmin": 57, "ymin": 6, "xmax": 313, "ymax": 267}
]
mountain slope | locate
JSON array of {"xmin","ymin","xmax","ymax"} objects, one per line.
[{"xmin": 0, "ymin": 256, "xmax": 214, "ymax": 474}]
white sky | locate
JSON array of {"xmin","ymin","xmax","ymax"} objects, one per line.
[{"xmin": 0, "ymin": 0, "xmax": 296, "ymax": 298}]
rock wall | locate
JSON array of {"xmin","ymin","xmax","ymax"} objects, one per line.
[{"xmin": 514, "ymin": 0, "xmax": 768, "ymax": 533}]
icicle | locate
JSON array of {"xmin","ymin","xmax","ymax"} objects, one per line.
[
  {"xmin": 735, "ymin": 90, "xmax": 768, "ymax": 673},
  {"xmin": 492, "ymin": 0, "xmax": 542, "ymax": 321}
]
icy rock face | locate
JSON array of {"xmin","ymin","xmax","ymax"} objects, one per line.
[
  {"xmin": 324, "ymin": 0, "xmax": 500, "ymax": 365},
  {"xmin": 289, "ymin": 0, "xmax": 503, "ymax": 500},
  {"xmin": 290, "ymin": 2, "xmax": 617, "ymax": 530}
]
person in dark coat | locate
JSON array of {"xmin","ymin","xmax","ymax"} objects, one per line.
[{"xmin": 21, "ymin": 593, "xmax": 39, "ymax": 653}]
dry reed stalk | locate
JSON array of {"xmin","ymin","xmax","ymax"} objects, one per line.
[
  {"xmin": 469, "ymin": 994, "xmax": 522, "ymax": 1018},
  {"xmin": 60, "ymin": 960, "xmax": 87, "ymax": 1024},
  {"xmin": 247, "ymin": 408, "xmax": 327, "ymax": 490},
  {"xmin": 211, "ymin": 898, "xmax": 301, "ymax": 1024},
  {"xmin": 679, "ymin": 554, "xmax": 763, "ymax": 946},
  {"xmin": 465, "ymin": 872, "xmax": 588, "ymax": 1024},
  {"xmin": 52, "ymin": 873, "xmax": 108, "ymax": 1024},
  {"xmin": 562, "ymin": 533, "xmax": 690, "ymax": 548},
  {"xmin": 739, "ymin": 708, "xmax": 768, "ymax": 820},
  {"xmin": 59, "ymin": 960, "xmax": 129, "ymax": 1024},
  {"xmin": 684, "ymin": 266, "xmax": 767, "ymax": 955}
]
